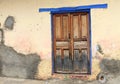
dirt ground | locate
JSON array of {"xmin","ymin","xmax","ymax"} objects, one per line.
[{"xmin": 0, "ymin": 76, "xmax": 120, "ymax": 84}]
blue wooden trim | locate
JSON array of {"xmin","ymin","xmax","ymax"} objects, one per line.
[
  {"xmin": 51, "ymin": 14, "xmax": 54, "ymax": 74},
  {"xmin": 89, "ymin": 10, "xmax": 92, "ymax": 74},
  {"xmin": 51, "ymin": 9, "xmax": 90, "ymax": 14},
  {"xmin": 39, "ymin": 4, "xmax": 107, "ymax": 12}
]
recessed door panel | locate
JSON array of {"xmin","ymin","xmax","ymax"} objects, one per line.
[
  {"xmin": 62, "ymin": 15, "xmax": 69, "ymax": 39},
  {"xmin": 81, "ymin": 14, "xmax": 88, "ymax": 38},
  {"xmin": 56, "ymin": 49, "xmax": 62, "ymax": 71},
  {"xmin": 73, "ymin": 15, "xmax": 79, "ymax": 39},
  {"xmin": 55, "ymin": 16, "xmax": 61, "ymax": 39}
]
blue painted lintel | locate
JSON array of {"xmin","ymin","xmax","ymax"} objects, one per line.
[{"xmin": 39, "ymin": 3, "xmax": 107, "ymax": 12}]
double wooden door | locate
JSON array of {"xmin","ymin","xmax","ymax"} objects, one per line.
[{"xmin": 53, "ymin": 12, "xmax": 90, "ymax": 74}]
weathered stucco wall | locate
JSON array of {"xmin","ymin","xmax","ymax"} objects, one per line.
[
  {"xmin": 0, "ymin": 0, "xmax": 51, "ymax": 60},
  {"xmin": 91, "ymin": 0, "xmax": 120, "ymax": 55},
  {"xmin": 0, "ymin": 0, "xmax": 120, "ymax": 81}
]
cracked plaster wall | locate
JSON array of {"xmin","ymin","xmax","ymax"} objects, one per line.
[{"xmin": 0, "ymin": 0, "xmax": 120, "ymax": 80}]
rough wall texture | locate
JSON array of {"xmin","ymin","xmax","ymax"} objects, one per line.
[
  {"xmin": 0, "ymin": 44, "xmax": 40, "ymax": 79},
  {"xmin": 0, "ymin": 0, "xmax": 120, "ymax": 82},
  {"xmin": 100, "ymin": 58, "xmax": 120, "ymax": 76}
]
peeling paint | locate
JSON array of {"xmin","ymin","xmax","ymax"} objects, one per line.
[
  {"xmin": 100, "ymin": 58, "xmax": 120, "ymax": 76},
  {"xmin": 0, "ymin": 44, "xmax": 40, "ymax": 79}
]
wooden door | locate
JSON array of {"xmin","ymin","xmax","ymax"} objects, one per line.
[{"xmin": 53, "ymin": 12, "xmax": 90, "ymax": 74}]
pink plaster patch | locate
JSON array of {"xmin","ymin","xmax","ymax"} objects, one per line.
[
  {"xmin": 38, "ymin": 52, "xmax": 51, "ymax": 60},
  {"xmin": 15, "ymin": 35, "xmax": 32, "ymax": 53},
  {"xmin": 38, "ymin": 52, "xmax": 44, "ymax": 59},
  {"xmin": 98, "ymin": 39, "xmax": 120, "ymax": 53}
]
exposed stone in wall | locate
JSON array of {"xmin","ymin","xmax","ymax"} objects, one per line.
[{"xmin": 0, "ymin": 44, "xmax": 40, "ymax": 79}]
